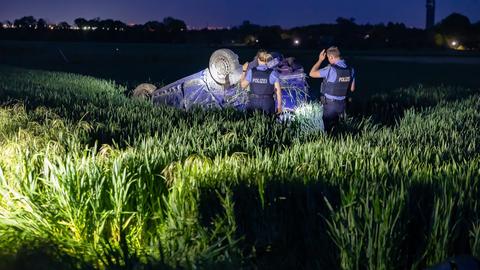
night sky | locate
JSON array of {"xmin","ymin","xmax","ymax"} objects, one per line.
[{"xmin": 1, "ymin": 0, "xmax": 479, "ymax": 29}]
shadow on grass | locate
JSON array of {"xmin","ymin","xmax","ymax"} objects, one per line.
[
  {"xmin": 199, "ymin": 179, "xmax": 341, "ymax": 270},
  {"xmin": 348, "ymin": 85, "xmax": 478, "ymax": 126},
  {"xmin": 325, "ymin": 85, "xmax": 479, "ymax": 137},
  {"xmin": 199, "ymin": 174, "xmax": 480, "ymax": 269},
  {"xmin": 0, "ymin": 242, "xmax": 93, "ymax": 270}
]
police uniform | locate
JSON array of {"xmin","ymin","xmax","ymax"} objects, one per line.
[
  {"xmin": 319, "ymin": 60, "xmax": 355, "ymax": 130},
  {"xmin": 245, "ymin": 65, "xmax": 279, "ymax": 114}
]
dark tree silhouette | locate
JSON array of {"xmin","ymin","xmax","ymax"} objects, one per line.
[
  {"xmin": 87, "ymin": 17, "xmax": 101, "ymax": 28},
  {"xmin": 336, "ymin": 17, "xmax": 356, "ymax": 26},
  {"xmin": 99, "ymin": 19, "xmax": 115, "ymax": 30},
  {"xmin": 257, "ymin": 26, "xmax": 283, "ymax": 47},
  {"xmin": 436, "ymin": 13, "xmax": 472, "ymax": 35},
  {"xmin": 113, "ymin": 20, "xmax": 126, "ymax": 31},
  {"xmin": 434, "ymin": 13, "xmax": 475, "ymax": 48},
  {"xmin": 58, "ymin": 22, "xmax": 70, "ymax": 29},
  {"xmin": 335, "ymin": 17, "xmax": 359, "ymax": 47},
  {"xmin": 439, "ymin": 13, "xmax": 471, "ymax": 30},
  {"xmin": 37, "ymin": 18, "xmax": 47, "ymax": 29},
  {"xmin": 238, "ymin": 20, "xmax": 261, "ymax": 32},
  {"xmin": 74, "ymin": 18, "xmax": 88, "ymax": 28},
  {"xmin": 1, "ymin": 13, "xmax": 478, "ymax": 50},
  {"xmin": 163, "ymin": 17, "xmax": 186, "ymax": 32},
  {"xmin": 14, "ymin": 16, "xmax": 37, "ymax": 28},
  {"xmin": 144, "ymin": 21, "xmax": 165, "ymax": 32}
]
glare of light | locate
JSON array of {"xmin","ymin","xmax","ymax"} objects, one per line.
[
  {"xmin": 451, "ymin": 41, "xmax": 458, "ymax": 47},
  {"xmin": 255, "ymin": 39, "xmax": 259, "ymax": 43},
  {"xmin": 294, "ymin": 39, "xmax": 300, "ymax": 46}
]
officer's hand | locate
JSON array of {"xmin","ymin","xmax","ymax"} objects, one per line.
[
  {"xmin": 242, "ymin": 62, "xmax": 249, "ymax": 72},
  {"xmin": 319, "ymin": 49, "xmax": 326, "ymax": 62},
  {"xmin": 276, "ymin": 108, "xmax": 282, "ymax": 115}
]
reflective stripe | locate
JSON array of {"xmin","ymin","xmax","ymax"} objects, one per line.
[{"xmin": 324, "ymin": 93, "xmax": 346, "ymax": 101}]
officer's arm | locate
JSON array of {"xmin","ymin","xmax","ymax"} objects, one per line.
[
  {"xmin": 274, "ymin": 81, "xmax": 282, "ymax": 113},
  {"xmin": 309, "ymin": 60, "xmax": 322, "ymax": 78},
  {"xmin": 240, "ymin": 69, "xmax": 250, "ymax": 89},
  {"xmin": 240, "ymin": 77, "xmax": 250, "ymax": 89},
  {"xmin": 309, "ymin": 49, "xmax": 326, "ymax": 78},
  {"xmin": 350, "ymin": 69, "xmax": 356, "ymax": 92}
]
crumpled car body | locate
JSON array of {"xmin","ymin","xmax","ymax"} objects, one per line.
[{"xmin": 150, "ymin": 49, "xmax": 309, "ymax": 111}]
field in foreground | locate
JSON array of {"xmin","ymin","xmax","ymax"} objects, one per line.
[{"xmin": 0, "ymin": 65, "xmax": 479, "ymax": 270}]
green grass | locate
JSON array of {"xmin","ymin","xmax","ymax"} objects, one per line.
[{"xmin": 0, "ymin": 65, "xmax": 479, "ymax": 269}]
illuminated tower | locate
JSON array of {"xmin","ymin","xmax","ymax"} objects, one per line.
[{"xmin": 426, "ymin": 0, "xmax": 435, "ymax": 29}]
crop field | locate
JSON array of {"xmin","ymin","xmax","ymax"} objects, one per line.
[
  {"xmin": 0, "ymin": 42, "xmax": 479, "ymax": 269},
  {"xmin": 1, "ymin": 41, "xmax": 480, "ymax": 95}
]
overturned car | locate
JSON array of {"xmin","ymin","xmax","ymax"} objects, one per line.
[{"xmin": 133, "ymin": 49, "xmax": 310, "ymax": 112}]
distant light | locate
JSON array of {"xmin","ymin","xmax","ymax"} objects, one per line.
[
  {"xmin": 364, "ymin": 34, "xmax": 370, "ymax": 40},
  {"xmin": 255, "ymin": 39, "xmax": 259, "ymax": 43},
  {"xmin": 451, "ymin": 41, "xmax": 458, "ymax": 47},
  {"xmin": 294, "ymin": 39, "xmax": 300, "ymax": 46}
]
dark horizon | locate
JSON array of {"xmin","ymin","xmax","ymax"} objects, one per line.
[{"xmin": 1, "ymin": 0, "xmax": 479, "ymax": 29}]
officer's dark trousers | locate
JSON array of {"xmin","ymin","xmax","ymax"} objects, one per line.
[
  {"xmin": 323, "ymin": 98, "xmax": 345, "ymax": 131},
  {"xmin": 247, "ymin": 95, "xmax": 275, "ymax": 114}
]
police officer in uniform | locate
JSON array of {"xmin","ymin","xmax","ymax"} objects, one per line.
[
  {"xmin": 240, "ymin": 50, "xmax": 282, "ymax": 115},
  {"xmin": 309, "ymin": 46, "xmax": 355, "ymax": 131}
]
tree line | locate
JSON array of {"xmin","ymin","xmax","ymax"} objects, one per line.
[{"xmin": 1, "ymin": 13, "xmax": 479, "ymax": 50}]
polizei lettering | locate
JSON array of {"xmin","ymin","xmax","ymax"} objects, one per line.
[
  {"xmin": 252, "ymin": 78, "xmax": 269, "ymax": 84},
  {"xmin": 338, "ymin": 76, "xmax": 351, "ymax": 83}
]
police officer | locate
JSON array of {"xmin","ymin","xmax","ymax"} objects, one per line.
[
  {"xmin": 240, "ymin": 50, "xmax": 282, "ymax": 115},
  {"xmin": 309, "ymin": 46, "xmax": 355, "ymax": 131}
]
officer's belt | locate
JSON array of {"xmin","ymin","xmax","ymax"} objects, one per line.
[
  {"xmin": 324, "ymin": 94, "xmax": 346, "ymax": 101},
  {"xmin": 249, "ymin": 93, "xmax": 273, "ymax": 98}
]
